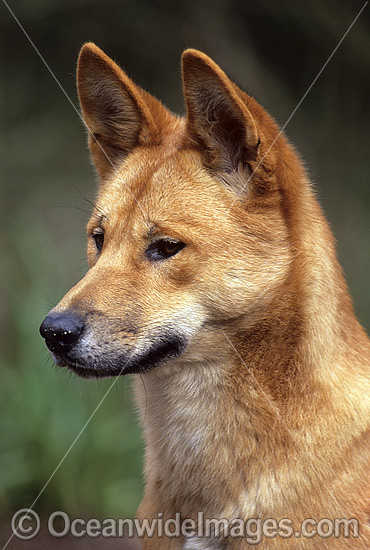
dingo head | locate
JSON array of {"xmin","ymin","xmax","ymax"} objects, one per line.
[{"xmin": 40, "ymin": 45, "xmax": 299, "ymax": 378}]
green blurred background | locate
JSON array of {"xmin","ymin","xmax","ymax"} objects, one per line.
[{"xmin": 1, "ymin": 0, "xmax": 369, "ymax": 545}]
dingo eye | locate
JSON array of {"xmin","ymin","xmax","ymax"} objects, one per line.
[
  {"xmin": 92, "ymin": 231, "xmax": 104, "ymax": 253},
  {"xmin": 146, "ymin": 239, "xmax": 185, "ymax": 262}
]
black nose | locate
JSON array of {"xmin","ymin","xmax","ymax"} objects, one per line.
[{"xmin": 40, "ymin": 312, "xmax": 84, "ymax": 354}]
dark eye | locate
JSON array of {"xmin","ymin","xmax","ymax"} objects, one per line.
[
  {"xmin": 92, "ymin": 231, "xmax": 104, "ymax": 253},
  {"xmin": 146, "ymin": 239, "xmax": 185, "ymax": 262}
]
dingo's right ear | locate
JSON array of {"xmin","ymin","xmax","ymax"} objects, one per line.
[{"xmin": 77, "ymin": 43, "xmax": 160, "ymax": 179}]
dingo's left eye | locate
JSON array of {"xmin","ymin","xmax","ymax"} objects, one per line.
[
  {"xmin": 146, "ymin": 239, "xmax": 185, "ymax": 262},
  {"xmin": 92, "ymin": 230, "xmax": 104, "ymax": 253}
]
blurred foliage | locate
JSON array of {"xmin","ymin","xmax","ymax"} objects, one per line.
[{"xmin": 0, "ymin": 0, "xmax": 369, "ymax": 532}]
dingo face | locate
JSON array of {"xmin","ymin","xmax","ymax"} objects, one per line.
[{"xmin": 40, "ymin": 45, "xmax": 293, "ymax": 379}]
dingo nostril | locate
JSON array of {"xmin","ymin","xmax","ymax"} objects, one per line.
[{"xmin": 39, "ymin": 312, "xmax": 84, "ymax": 354}]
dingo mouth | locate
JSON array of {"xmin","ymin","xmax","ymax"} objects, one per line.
[{"xmin": 48, "ymin": 333, "xmax": 188, "ymax": 378}]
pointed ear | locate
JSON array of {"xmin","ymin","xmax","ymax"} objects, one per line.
[
  {"xmin": 77, "ymin": 43, "xmax": 159, "ymax": 179},
  {"xmin": 181, "ymin": 49, "xmax": 260, "ymax": 173}
]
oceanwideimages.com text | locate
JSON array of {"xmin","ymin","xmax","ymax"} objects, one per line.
[{"xmin": 11, "ymin": 509, "xmax": 360, "ymax": 544}]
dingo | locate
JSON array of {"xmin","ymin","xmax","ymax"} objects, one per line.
[{"xmin": 40, "ymin": 44, "xmax": 370, "ymax": 548}]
